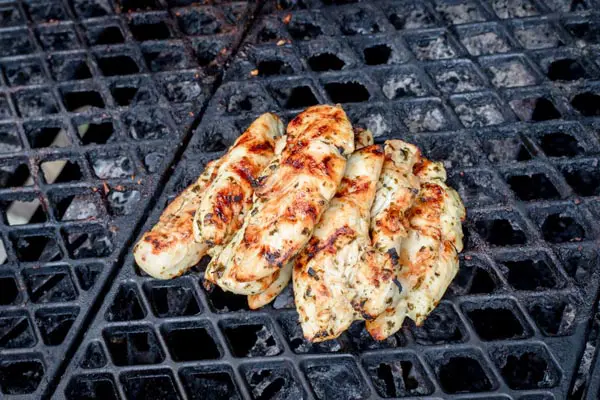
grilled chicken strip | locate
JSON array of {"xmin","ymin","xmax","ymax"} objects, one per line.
[
  {"xmin": 354, "ymin": 127, "xmax": 374, "ymax": 149},
  {"xmin": 366, "ymin": 159, "xmax": 465, "ymax": 340},
  {"xmin": 294, "ymin": 144, "xmax": 397, "ymax": 342},
  {"xmin": 370, "ymin": 140, "xmax": 421, "ymax": 260},
  {"xmin": 207, "ymin": 105, "xmax": 355, "ymax": 293},
  {"xmin": 248, "ymin": 262, "xmax": 293, "ymax": 309},
  {"xmin": 194, "ymin": 113, "xmax": 284, "ymax": 247},
  {"xmin": 246, "ymin": 129, "xmax": 377, "ymax": 309},
  {"xmin": 133, "ymin": 159, "xmax": 221, "ymax": 279},
  {"xmin": 134, "ymin": 113, "xmax": 283, "ymax": 280},
  {"xmin": 204, "ymin": 136, "xmax": 287, "ymax": 295}
]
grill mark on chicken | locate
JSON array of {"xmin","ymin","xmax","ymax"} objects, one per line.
[
  {"xmin": 194, "ymin": 113, "xmax": 284, "ymax": 247},
  {"xmin": 293, "ymin": 143, "xmax": 391, "ymax": 342},
  {"xmin": 133, "ymin": 159, "xmax": 221, "ymax": 279},
  {"xmin": 366, "ymin": 158, "xmax": 465, "ymax": 340},
  {"xmin": 207, "ymin": 105, "xmax": 354, "ymax": 291}
]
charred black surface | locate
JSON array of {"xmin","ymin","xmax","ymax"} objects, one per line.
[
  {"xmin": 0, "ymin": 0, "xmax": 254, "ymax": 398},
  {"xmin": 14, "ymin": 0, "xmax": 600, "ymax": 399}
]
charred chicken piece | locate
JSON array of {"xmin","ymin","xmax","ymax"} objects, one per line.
[
  {"xmin": 246, "ymin": 129, "xmax": 378, "ymax": 309},
  {"xmin": 133, "ymin": 160, "xmax": 221, "ymax": 279},
  {"xmin": 194, "ymin": 113, "xmax": 284, "ymax": 247},
  {"xmin": 207, "ymin": 105, "xmax": 354, "ymax": 295},
  {"xmin": 134, "ymin": 113, "xmax": 283, "ymax": 279},
  {"xmin": 366, "ymin": 159, "xmax": 465, "ymax": 340},
  {"xmin": 294, "ymin": 144, "xmax": 396, "ymax": 342}
]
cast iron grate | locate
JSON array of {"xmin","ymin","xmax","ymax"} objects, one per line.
[
  {"xmin": 0, "ymin": 0, "xmax": 254, "ymax": 398},
  {"xmin": 51, "ymin": 0, "xmax": 600, "ymax": 399}
]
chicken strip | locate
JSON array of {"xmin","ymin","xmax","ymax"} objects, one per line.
[
  {"xmin": 370, "ymin": 140, "xmax": 421, "ymax": 260},
  {"xmin": 366, "ymin": 159, "xmax": 465, "ymax": 340},
  {"xmin": 207, "ymin": 105, "xmax": 355, "ymax": 293},
  {"xmin": 354, "ymin": 127, "xmax": 374, "ymax": 149},
  {"xmin": 134, "ymin": 113, "xmax": 282, "ymax": 280},
  {"xmin": 246, "ymin": 129, "xmax": 377, "ymax": 309},
  {"xmin": 194, "ymin": 113, "xmax": 284, "ymax": 246},
  {"xmin": 133, "ymin": 159, "xmax": 221, "ymax": 279},
  {"xmin": 248, "ymin": 262, "xmax": 293, "ymax": 309},
  {"xmin": 294, "ymin": 144, "xmax": 398, "ymax": 342},
  {"xmin": 204, "ymin": 135, "xmax": 287, "ymax": 294}
]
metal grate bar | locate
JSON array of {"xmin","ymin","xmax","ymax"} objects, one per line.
[
  {"xmin": 48, "ymin": 0, "xmax": 600, "ymax": 399},
  {"xmin": 0, "ymin": 0, "xmax": 258, "ymax": 398}
]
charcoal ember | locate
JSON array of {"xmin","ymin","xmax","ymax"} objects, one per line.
[
  {"xmin": 368, "ymin": 359, "xmax": 432, "ymax": 397},
  {"xmin": 382, "ymin": 75, "xmax": 426, "ymax": 99},
  {"xmin": 362, "ymin": 114, "xmax": 390, "ymax": 137},
  {"xmin": 483, "ymin": 136, "xmax": 530, "ymax": 163},
  {"xmin": 163, "ymin": 80, "xmax": 204, "ymax": 103},
  {"xmin": 510, "ymin": 97, "xmax": 561, "ymax": 121},
  {"xmin": 413, "ymin": 37, "xmax": 456, "ymax": 60},
  {"xmin": 124, "ymin": 111, "xmax": 170, "ymax": 140},
  {"xmin": 250, "ymin": 326, "xmax": 280, "ymax": 357},
  {"xmin": 403, "ymin": 105, "xmax": 448, "ymax": 132},
  {"xmin": 143, "ymin": 152, "xmax": 164, "ymax": 173},
  {"xmin": 514, "ymin": 24, "xmax": 562, "ymax": 49},
  {"xmin": 492, "ymin": 0, "xmax": 539, "ymax": 18},
  {"xmin": 0, "ymin": 128, "xmax": 22, "ymax": 154},
  {"xmin": 246, "ymin": 367, "xmax": 303, "ymax": 400},
  {"xmin": 434, "ymin": 69, "xmax": 483, "ymax": 93},
  {"xmin": 347, "ymin": 106, "xmax": 393, "ymax": 138},
  {"xmin": 3, "ymin": 61, "xmax": 46, "ymax": 86},
  {"xmin": 63, "ymin": 197, "xmax": 98, "ymax": 220},
  {"xmin": 558, "ymin": 303, "xmax": 577, "ymax": 334},
  {"xmin": 455, "ymin": 103, "xmax": 505, "ymax": 127},
  {"xmin": 305, "ymin": 361, "xmax": 367, "ymax": 400},
  {"xmin": 65, "ymin": 231, "xmax": 113, "ymax": 259},
  {"xmin": 462, "ymin": 32, "xmax": 510, "ymax": 56},
  {"xmin": 387, "ymin": 4, "xmax": 435, "ymax": 30},
  {"xmin": 272, "ymin": 284, "xmax": 295, "ymax": 309},
  {"xmin": 14, "ymin": 90, "xmax": 59, "ymax": 117},
  {"xmin": 488, "ymin": 61, "xmax": 537, "ymax": 88},
  {"xmin": 108, "ymin": 190, "xmax": 141, "ymax": 216},
  {"xmin": 92, "ymin": 156, "xmax": 134, "ymax": 179},
  {"xmin": 338, "ymin": 8, "xmax": 380, "ymax": 36},
  {"xmin": 435, "ymin": 2, "xmax": 485, "ymax": 24}
]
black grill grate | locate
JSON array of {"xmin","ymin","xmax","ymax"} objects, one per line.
[
  {"xmin": 0, "ymin": 0, "xmax": 598, "ymax": 399},
  {"xmin": 0, "ymin": 0, "xmax": 254, "ymax": 398}
]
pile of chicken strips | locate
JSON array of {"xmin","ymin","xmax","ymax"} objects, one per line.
[{"xmin": 134, "ymin": 105, "xmax": 465, "ymax": 342}]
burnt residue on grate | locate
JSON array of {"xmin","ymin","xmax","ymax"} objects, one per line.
[
  {"xmin": 51, "ymin": 0, "xmax": 600, "ymax": 399},
  {"xmin": 0, "ymin": 0, "xmax": 255, "ymax": 398}
]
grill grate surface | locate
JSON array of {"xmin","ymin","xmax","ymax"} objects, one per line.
[
  {"xmin": 0, "ymin": 0, "xmax": 254, "ymax": 398},
  {"xmin": 7, "ymin": 0, "xmax": 600, "ymax": 398}
]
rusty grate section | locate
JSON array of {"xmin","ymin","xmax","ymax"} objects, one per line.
[
  {"xmin": 0, "ymin": 0, "xmax": 254, "ymax": 398},
  {"xmin": 54, "ymin": 0, "xmax": 600, "ymax": 399}
]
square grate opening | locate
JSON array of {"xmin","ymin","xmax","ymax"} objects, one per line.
[{"xmin": 31, "ymin": 1, "xmax": 600, "ymax": 399}]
